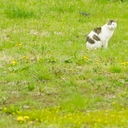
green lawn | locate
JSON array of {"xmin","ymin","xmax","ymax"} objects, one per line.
[{"xmin": 0, "ymin": 0, "xmax": 128, "ymax": 127}]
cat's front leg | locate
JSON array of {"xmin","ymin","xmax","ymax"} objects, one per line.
[{"xmin": 103, "ymin": 40, "xmax": 108, "ymax": 48}]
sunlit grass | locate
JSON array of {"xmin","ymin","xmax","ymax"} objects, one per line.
[{"xmin": 2, "ymin": 106, "xmax": 128, "ymax": 127}]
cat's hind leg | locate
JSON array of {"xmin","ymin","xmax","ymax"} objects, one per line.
[{"xmin": 86, "ymin": 41, "xmax": 102, "ymax": 49}]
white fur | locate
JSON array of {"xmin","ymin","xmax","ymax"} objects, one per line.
[
  {"xmin": 86, "ymin": 21, "xmax": 117, "ymax": 50},
  {"xmin": 86, "ymin": 31, "xmax": 102, "ymax": 49}
]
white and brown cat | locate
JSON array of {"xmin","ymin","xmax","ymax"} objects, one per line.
[{"xmin": 86, "ymin": 20, "xmax": 117, "ymax": 49}]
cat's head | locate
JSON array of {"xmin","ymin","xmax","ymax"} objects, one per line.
[{"xmin": 107, "ymin": 20, "xmax": 117, "ymax": 30}]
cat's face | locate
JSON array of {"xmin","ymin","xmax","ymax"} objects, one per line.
[{"xmin": 107, "ymin": 20, "xmax": 117, "ymax": 30}]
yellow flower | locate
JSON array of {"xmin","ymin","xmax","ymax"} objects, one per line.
[
  {"xmin": 17, "ymin": 116, "xmax": 25, "ymax": 122},
  {"xmin": 11, "ymin": 60, "xmax": 17, "ymax": 65},
  {"xmin": 15, "ymin": 43, "xmax": 22, "ymax": 46},
  {"xmin": 111, "ymin": 102, "xmax": 116, "ymax": 106},
  {"xmin": 12, "ymin": 112, "xmax": 15, "ymax": 115},
  {"xmin": 40, "ymin": 119, "xmax": 43, "ymax": 122},
  {"xmin": 97, "ymin": 119, "xmax": 101, "ymax": 122},
  {"xmin": 121, "ymin": 62, "xmax": 125, "ymax": 65},
  {"xmin": 3, "ymin": 108, "xmax": 7, "ymax": 111},
  {"xmin": 95, "ymin": 60, "xmax": 98, "ymax": 64},
  {"xmin": 23, "ymin": 56, "xmax": 29, "ymax": 60},
  {"xmin": 121, "ymin": 62, "xmax": 128, "ymax": 66},
  {"xmin": 29, "ymin": 121, "xmax": 33, "ymax": 124},
  {"xmin": 84, "ymin": 56, "xmax": 89, "ymax": 60},
  {"xmin": 24, "ymin": 116, "xmax": 29, "ymax": 120},
  {"xmin": 57, "ymin": 106, "xmax": 61, "ymax": 109},
  {"xmin": 111, "ymin": 115, "xmax": 114, "ymax": 117}
]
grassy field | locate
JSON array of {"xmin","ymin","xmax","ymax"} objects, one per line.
[{"xmin": 0, "ymin": 0, "xmax": 128, "ymax": 127}]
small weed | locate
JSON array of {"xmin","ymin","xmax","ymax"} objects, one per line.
[
  {"xmin": 4, "ymin": 4, "xmax": 36, "ymax": 19},
  {"xmin": 110, "ymin": 66, "xmax": 122, "ymax": 73},
  {"xmin": 28, "ymin": 84, "xmax": 35, "ymax": 91},
  {"xmin": 3, "ymin": 105, "xmax": 21, "ymax": 115}
]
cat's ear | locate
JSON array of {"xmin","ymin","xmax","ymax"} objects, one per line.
[
  {"xmin": 107, "ymin": 19, "xmax": 111, "ymax": 25},
  {"xmin": 107, "ymin": 19, "xmax": 111, "ymax": 23},
  {"xmin": 114, "ymin": 19, "xmax": 117, "ymax": 22},
  {"xmin": 107, "ymin": 19, "xmax": 110, "ymax": 22}
]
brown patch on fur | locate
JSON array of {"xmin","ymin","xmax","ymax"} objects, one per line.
[
  {"xmin": 107, "ymin": 20, "xmax": 115, "ymax": 25},
  {"xmin": 93, "ymin": 27, "xmax": 101, "ymax": 34},
  {"xmin": 92, "ymin": 34, "xmax": 100, "ymax": 41},
  {"xmin": 86, "ymin": 36, "xmax": 95, "ymax": 44}
]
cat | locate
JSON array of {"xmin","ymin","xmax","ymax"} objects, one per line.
[{"xmin": 86, "ymin": 20, "xmax": 117, "ymax": 49}]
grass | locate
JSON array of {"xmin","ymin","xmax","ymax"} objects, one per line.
[{"xmin": 0, "ymin": 0, "xmax": 128, "ymax": 127}]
